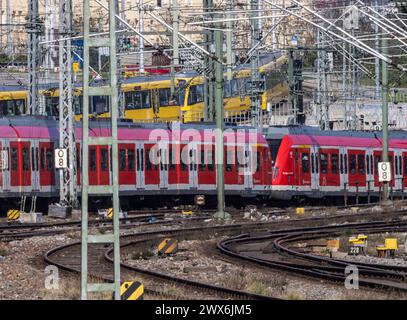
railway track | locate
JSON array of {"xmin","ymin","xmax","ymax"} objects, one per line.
[
  {"xmin": 44, "ymin": 209, "xmax": 407, "ymax": 299},
  {"xmin": 218, "ymin": 220, "xmax": 407, "ymax": 292}
]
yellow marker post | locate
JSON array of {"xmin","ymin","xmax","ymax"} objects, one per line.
[
  {"xmin": 119, "ymin": 281, "xmax": 144, "ymax": 300},
  {"xmin": 7, "ymin": 209, "xmax": 20, "ymax": 221},
  {"xmin": 107, "ymin": 208, "xmax": 113, "ymax": 220}
]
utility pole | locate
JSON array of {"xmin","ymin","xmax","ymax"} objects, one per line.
[
  {"xmin": 203, "ymin": 0, "xmax": 214, "ymax": 121},
  {"xmin": 381, "ymin": 34, "xmax": 389, "ymax": 201},
  {"xmin": 250, "ymin": 0, "xmax": 262, "ymax": 128},
  {"xmin": 170, "ymin": 0, "xmax": 179, "ymax": 98},
  {"xmin": 213, "ymin": 28, "xmax": 230, "ymax": 220},
  {"xmin": 374, "ymin": 0, "xmax": 381, "ymax": 99},
  {"xmin": 5, "ymin": 0, "xmax": 10, "ymax": 57},
  {"xmin": 226, "ymin": 0, "xmax": 233, "ymax": 81},
  {"xmin": 139, "ymin": 0, "xmax": 145, "ymax": 74},
  {"xmin": 45, "ymin": 0, "xmax": 57, "ymax": 80},
  {"xmin": 81, "ymin": 0, "xmax": 121, "ymax": 300},
  {"xmin": 27, "ymin": 0, "xmax": 40, "ymax": 114},
  {"xmin": 58, "ymin": 0, "xmax": 77, "ymax": 208}
]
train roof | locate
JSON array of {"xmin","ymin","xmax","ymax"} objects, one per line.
[{"xmin": 0, "ymin": 116, "xmax": 265, "ymax": 143}]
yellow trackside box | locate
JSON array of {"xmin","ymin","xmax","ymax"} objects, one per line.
[
  {"xmin": 107, "ymin": 208, "xmax": 113, "ymax": 219},
  {"xmin": 158, "ymin": 238, "xmax": 178, "ymax": 255},
  {"xmin": 296, "ymin": 208, "xmax": 305, "ymax": 215},
  {"xmin": 7, "ymin": 209, "xmax": 20, "ymax": 221},
  {"xmin": 327, "ymin": 239, "xmax": 340, "ymax": 250},
  {"xmin": 182, "ymin": 210, "xmax": 193, "ymax": 215},
  {"xmin": 119, "ymin": 281, "xmax": 144, "ymax": 300},
  {"xmin": 385, "ymin": 238, "xmax": 398, "ymax": 250}
]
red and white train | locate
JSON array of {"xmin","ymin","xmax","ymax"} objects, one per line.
[{"xmin": 0, "ymin": 117, "xmax": 406, "ymax": 211}]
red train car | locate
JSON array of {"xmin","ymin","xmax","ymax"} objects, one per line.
[
  {"xmin": 264, "ymin": 126, "xmax": 407, "ymax": 200},
  {"xmin": 0, "ymin": 117, "xmax": 271, "ymax": 208}
]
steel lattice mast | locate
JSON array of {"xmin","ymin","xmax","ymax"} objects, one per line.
[
  {"xmin": 59, "ymin": 0, "xmax": 77, "ymax": 207},
  {"xmin": 27, "ymin": 0, "xmax": 40, "ymax": 114}
]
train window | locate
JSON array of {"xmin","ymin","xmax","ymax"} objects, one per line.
[
  {"xmin": 374, "ymin": 156, "xmax": 380, "ymax": 175},
  {"xmin": 256, "ymin": 151, "xmax": 261, "ymax": 173},
  {"xmin": 128, "ymin": 149, "xmax": 135, "ymax": 171},
  {"xmin": 199, "ymin": 150, "xmax": 206, "ymax": 171},
  {"xmin": 320, "ymin": 153, "xmax": 328, "ymax": 174},
  {"xmin": 187, "ymin": 85, "xmax": 204, "ymax": 105},
  {"xmin": 315, "ymin": 153, "xmax": 319, "ymax": 174},
  {"xmin": 11, "ymin": 147, "xmax": 18, "ymax": 171},
  {"xmin": 366, "ymin": 155, "xmax": 370, "ymax": 175},
  {"xmin": 22, "ymin": 147, "xmax": 30, "ymax": 171},
  {"xmin": 399, "ymin": 155, "xmax": 402, "ymax": 176},
  {"xmin": 46, "ymin": 148, "xmax": 53, "ymax": 171},
  {"xmin": 226, "ymin": 150, "xmax": 233, "ymax": 172},
  {"xmin": 208, "ymin": 149, "xmax": 214, "ymax": 171},
  {"xmin": 40, "ymin": 148, "xmax": 45, "ymax": 170},
  {"xmin": 90, "ymin": 148, "xmax": 96, "ymax": 172},
  {"xmin": 159, "ymin": 88, "xmax": 171, "ymax": 107},
  {"xmin": 311, "ymin": 153, "xmax": 315, "ymax": 174},
  {"xmin": 31, "ymin": 147, "xmax": 35, "ymax": 171},
  {"xmin": 357, "ymin": 154, "xmax": 365, "ymax": 175},
  {"xmin": 45, "ymin": 97, "xmax": 59, "ymax": 116},
  {"xmin": 145, "ymin": 148, "xmax": 152, "ymax": 170},
  {"xmin": 404, "ymin": 157, "xmax": 407, "ymax": 176},
  {"xmin": 302, "ymin": 153, "xmax": 310, "ymax": 173},
  {"xmin": 77, "ymin": 148, "xmax": 81, "ymax": 171},
  {"xmin": 119, "ymin": 149, "xmax": 126, "ymax": 171},
  {"xmin": 349, "ymin": 154, "xmax": 356, "ymax": 175},
  {"xmin": 331, "ymin": 154, "xmax": 339, "ymax": 174},
  {"xmin": 395, "ymin": 156, "xmax": 399, "ymax": 175},
  {"xmin": 168, "ymin": 147, "xmax": 175, "ymax": 171},
  {"xmin": 125, "ymin": 90, "xmax": 151, "ymax": 110},
  {"xmin": 100, "ymin": 149, "xmax": 108, "ymax": 172},
  {"xmin": 92, "ymin": 96, "xmax": 110, "ymax": 114},
  {"xmin": 340, "ymin": 154, "xmax": 344, "ymax": 174}
]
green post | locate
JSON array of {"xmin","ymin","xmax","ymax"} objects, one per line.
[
  {"xmin": 213, "ymin": 28, "xmax": 230, "ymax": 220},
  {"xmin": 288, "ymin": 48, "xmax": 295, "ymax": 123},
  {"xmin": 381, "ymin": 35, "xmax": 389, "ymax": 201}
]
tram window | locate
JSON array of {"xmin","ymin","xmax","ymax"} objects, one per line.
[
  {"xmin": 90, "ymin": 148, "xmax": 96, "ymax": 172},
  {"xmin": 159, "ymin": 88, "xmax": 171, "ymax": 107},
  {"xmin": 125, "ymin": 90, "xmax": 150, "ymax": 110},
  {"xmin": 22, "ymin": 147, "xmax": 29, "ymax": 170},
  {"xmin": 100, "ymin": 149, "xmax": 108, "ymax": 171},
  {"xmin": 46, "ymin": 148, "xmax": 53, "ymax": 171},
  {"xmin": 119, "ymin": 149, "xmax": 126, "ymax": 171},
  {"xmin": 45, "ymin": 97, "xmax": 59, "ymax": 116},
  {"xmin": 128, "ymin": 149, "xmax": 135, "ymax": 170},
  {"xmin": 92, "ymin": 96, "xmax": 110, "ymax": 114},
  {"xmin": 223, "ymin": 81, "xmax": 231, "ymax": 98},
  {"xmin": 11, "ymin": 147, "xmax": 18, "ymax": 171},
  {"xmin": 231, "ymin": 79, "xmax": 238, "ymax": 96},
  {"xmin": 404, "ymin": 157, "xmax": 407, "ymax": 176},
  {"xmin": 320, "ymin": 153, "xmax": 328, "ymax": 174},
  {"xmin": 187, "ymin": 85, "xmax": 204, "ymax": 105},
  {"xmin": 357, "ymin": 154, "xmax": 365, "ymax": 174},
  {"xmin": 302, "ymin": 153, "xmax": 310, "ymax": 173},
  {"xmin": 340, "ymin": 154, "xmax": 344, "ymax": 174},
  {"xmin": 349, "ymin": 154, "xmax": 356, "ymax": 175},
  {"xmin": 331, "ymin": 154, "xmax": 339, "ymax": 174},
  {"xmin": 177, "ymin": 87, "xmax": 186, "ymax": 106}
]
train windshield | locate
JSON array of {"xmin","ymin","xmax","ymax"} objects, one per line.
[
  {"xmin": 187, "ymin": 85, "xmax": 204, "ymax": 105},
  {"xmin": 0, "ymin": 99, "xmax": 25, "ymax": 116}
]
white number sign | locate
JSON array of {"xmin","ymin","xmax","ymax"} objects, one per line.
[
  {"xmin": 55, "ymin": 149, "xmax": 67, "ymax": 169},
  {"xmin": 378, "ymin": 162, "xmax": 391, "ymax": 182}
]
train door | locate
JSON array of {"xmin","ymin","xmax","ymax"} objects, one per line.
[
  {"xmin": 244, "ymin": 144, "xmax": 253, "ymax": 190},
  {"xmin": 403, "ymin": 152, "xmax": 407, "ymax": 189},
  {"xmin": 136, "ymin": 143, "xmax": 145, "ymax": 189},
  {"xmin": 118, "ymin": 144, "xmax": 136, "ymax": 185},
  {"xmin": 394, "ymin": 149, "xmax": 403, "ymax": 192},
  {"xmin": 39, "ymin": 141, "xmax": 55, "ymax": 187},
  {"xmin": 159, "ymin": 144, "xmax": 168, "ymax": 189},
  {"xmin": 197, "ymin": 144, "xmax": 215, "ymax": 186},
  {"xmin": 2, "ymin": 141, "xmax": 10, "ymax": 191},
  {"xmin": 188, "ymin": 143, "xmax": 198, "ymax": 189},
  {"xmin": 310, "ymin": 146, "xmax": 319, "ymax": 191},
  {"xmin": 339, "ymin": 147, "xmax": 348, "ymax": 190},
  {"xmin": 99, "ymin": 146, "xmax": 110, "ymax": 185},
  {"xmin": 10, "ymin": 141, "xmax": 31, "ymax": 187},
  {"xmin": 144, "ymin": 144, "xmax": 160, "ymax": 186},
  {"xmin": 319, "ymin": 149, "xmax": 340, "ymax": 188},
  {"xmin": 348, "ymin": 149, "xmax": 366, "ymax": 187},
  {"xmin": 225, "ymin": 145, "xmax": 238, "ymax": 186},
  {"xmin": 30, "ymin": 142, "xmax": 39, "ymax": 191},
  {"xmin": 365, "ymin": 148, "xmax": 374, "ymax": 192},
  {"xmin": 297, "ymin": 148, "xmax": 311, "ymax": 187}
]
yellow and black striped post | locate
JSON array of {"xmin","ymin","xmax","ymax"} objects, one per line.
[
  {"xmin": 157, "ymin": 238, "xmax": 178, "ymax": 255},
  {"xmin": 107, "ymin": 208, "xmax": 113, "ymax": 220},
  {"xmin": 7, "ymin": 209, "xmax": 20, "ymax": 221},
  {"xmin": 120, "ymin": 281, "xmax": 144, "ymax": 300}
]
